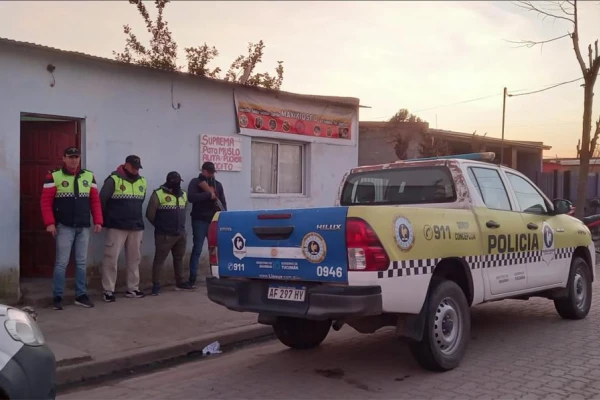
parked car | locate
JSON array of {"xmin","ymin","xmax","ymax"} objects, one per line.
[
  {"xmin": 205, "ymin": 152, "xmax": 594, "ymax": 372},
  {"xmin": 0, "ymin": 306, "xmax": 55, "ymax": 399}
]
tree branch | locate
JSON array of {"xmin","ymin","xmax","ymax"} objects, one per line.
[
  {"xmin": 506, "ymin": 33, "xmax": 570, "ymax": 48},
  {"xmin": 572, "ymin": 0, "xmax": 588, "ymax": 75},
  {"xmin": 514, "ymin": 1, "xmax": 575, "ymax": 23},
  {"xmin": 557, "ymin": 1, "xmax": 575, "ymax": 15},
  {"xmin": 589, "ymin": 116, "xmax": 600, "ymax": 155}
]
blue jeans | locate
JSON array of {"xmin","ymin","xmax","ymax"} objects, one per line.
[
  {"xmin": 52, "ymin": 224, "xmax": 90, "ymax": 298},
  {"xmin": 189, "ymin": 220, "xmax": 210, "ymax": 285}
]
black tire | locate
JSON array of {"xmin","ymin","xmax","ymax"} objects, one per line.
[
  {"xmin": 554, "ymin": 256, "xmax": 592, "ymax": 320},
  {"xmin": 273, "ymin": 317, "xmax": 331, "ymax": 350},
  {"xmin": 409, "ymin": 279, "xmax": 471, "ymax": 372}
]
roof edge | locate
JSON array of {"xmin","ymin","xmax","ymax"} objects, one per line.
[{"xmin": 0, "ymin": 37, "xmax": 361, "ymax": 108}]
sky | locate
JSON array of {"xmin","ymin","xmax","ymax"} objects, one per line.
[{"xmin": 1, "ymin": 1, "xmax": 599, "ymax": 157}]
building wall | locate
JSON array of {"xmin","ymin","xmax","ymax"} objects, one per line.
[
  {"xmin": 516, "ymin": 149, "xmax": 544, "ymax": 181},
  {"xmin": 0, "ymin": 44, "xmax": 358, "ymax": 302},
  {"xmin": 359, "ymin": 123, "xmax": 545, "ymax": 180}
]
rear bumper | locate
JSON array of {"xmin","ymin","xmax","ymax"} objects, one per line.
[{"xmin": 206, "ymin": 277, "xmax": 382, "ymax": 320}]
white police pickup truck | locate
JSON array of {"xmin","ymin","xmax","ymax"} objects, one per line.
[{"xmin": 206, "ymin": 152, "xmax": 594, "ymax": 371}]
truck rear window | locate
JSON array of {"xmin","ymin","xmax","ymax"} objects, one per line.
[{"xmin": 340, "ymin": 166, "xmax": 457, "ymax": 205}]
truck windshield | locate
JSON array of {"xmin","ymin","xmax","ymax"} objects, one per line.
[{"xmin": 340, "ymin": 166, "xmax": 456, "ymax": 206}]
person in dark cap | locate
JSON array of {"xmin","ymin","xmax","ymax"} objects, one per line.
[
  {"xmin": 187, "ymin": 161, "xmax": 227, "ymax": 288},
  {"xmin": 99, "ymin": 155, "xmax": 147, "ymax": 302},
  {"xmin": 145, "ymin": 171, "xmax": 192, "ymax": 295},
  {"xmin": 40, "ymin": 147, "xmax": 103, "ymax": 310}
]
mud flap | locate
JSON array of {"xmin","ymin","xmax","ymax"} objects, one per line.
[{"xmin": 396, "ymin": 292, "xmax": 429, "ymax": 342}]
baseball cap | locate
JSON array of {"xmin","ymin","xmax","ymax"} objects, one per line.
[
  {"xmin": 201, "ymin": 161, "xmax": 215, "ymax": 173},
  {"xmin": 64, "ymin": 147, "xmax": 81, "ymax": 157},
  {"xmin": 125, "ymin": 155, "xmax": 143, "ymax": 169},
  {"xmin": 166, "ymin": 171, "xmax": 183, "ymax": 182}
]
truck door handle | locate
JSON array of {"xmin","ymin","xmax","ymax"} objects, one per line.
[
  {"xmin": 527, "ymin": 222, "xmax": 538, "ymax": 230},
  {"xmin": 486, "ymin": 220, "xmax": 500, "ymax": 229}
]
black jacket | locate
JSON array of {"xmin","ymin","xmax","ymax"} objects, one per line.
[
  {"xmin": 188, "ymin": 175, "xmax": 227, "ymax": 222},
  {"xmin": 146, "ymin": 186, "xmax": 187, "ymax": 236},
  {"xmin": 99, "ymin": 166, "xmax": 147, "ymax": 231}
]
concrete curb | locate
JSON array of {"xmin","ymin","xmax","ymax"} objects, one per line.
[{"xmin": 57, "ymin": 323, "xmax": 273, "ymax": 386}]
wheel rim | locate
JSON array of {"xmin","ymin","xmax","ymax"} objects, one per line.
[
  {"xmin": 573, "ymin": 270, "xmax": 587, "ymax": 310},
  {"xmin": 433, "ymin": 297, "xmax": 462, "ymax": 356}
]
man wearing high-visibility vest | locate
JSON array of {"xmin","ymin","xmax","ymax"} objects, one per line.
[
  {"xmin": 99, "ymin": 155, "xmax": 147, "ymax": 302},
  {"xmin": 40, "ymin": 147, "xmax": 103, "ymax": 310},
  {"xmin": 145, "ymin": 171, "xmax": 192, "ymax": 295}
]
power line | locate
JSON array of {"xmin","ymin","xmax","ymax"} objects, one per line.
[
  {"xmin": 413, "ymin": 93, "xmax": 502, "ymax": 113},
  {"xmin": 508, "ymin": 77, "xmax": 583, "ymax": 97},
  {"xmin": 368, "ymin": 75, "xmax": 589, "ymax": 121}
]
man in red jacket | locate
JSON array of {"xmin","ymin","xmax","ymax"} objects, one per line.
[{"xmin": 40, "ymin": 147, "xmax": 103, "ymax": 310}]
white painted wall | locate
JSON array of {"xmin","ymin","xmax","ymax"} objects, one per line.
[{"xmin": 0, "ymin": 43, "xmax": 358, "ymax": 298}]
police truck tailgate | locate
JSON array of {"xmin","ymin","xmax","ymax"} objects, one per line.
[{"xmin": 215, "ymin": 207, "xmax": 349, "ymax": 286}]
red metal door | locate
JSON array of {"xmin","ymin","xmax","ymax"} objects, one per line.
[{"xmin": 20, "ymin": 120, "xmax": 80, "ymax": 278}]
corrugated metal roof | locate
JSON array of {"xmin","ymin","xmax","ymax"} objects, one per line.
[{"xmin": 0, "ymin": 37, "xmax": 362, "ymax": 108}]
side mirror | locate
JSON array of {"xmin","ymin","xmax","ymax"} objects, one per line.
[{"xmin": 553, "ymin": 199, "xmax": 571, "ymax": 215}]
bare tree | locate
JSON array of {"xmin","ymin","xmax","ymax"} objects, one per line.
[
  {"xmin": 589, "ymin": 117, "xmax": 600, "ymax": 157},
  {"xmin": 511, "ymin": 1, "xmax": 599, "ymax": 217}
]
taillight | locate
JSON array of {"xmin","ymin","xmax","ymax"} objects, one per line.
[
  {"xmin": 208, "ymin": 221, "xmax": 218, "ymax": 265},
  {"xmin": 346, "ymin": 217, "xmax": 390, "ymax": 271}
]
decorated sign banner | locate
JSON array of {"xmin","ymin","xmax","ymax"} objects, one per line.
[
  {"xmin": 200, "ymin": 134, "xmax": 242, "ymax": 171},
  {"xmin": 234, "ymin": 90, "xmax": 355, "ymax": 140}
]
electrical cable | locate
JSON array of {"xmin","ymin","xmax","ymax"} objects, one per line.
[
  {"xmin": 508, "ymin": 77, "xmax": 583, "ymax": 97},
  {"xmin": 368, "ymin": 74, "xmax": 595, "ymax": 121}
]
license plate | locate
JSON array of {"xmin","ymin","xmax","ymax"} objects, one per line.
[{"xmin": 267, "ymin": 286, "xmax": 306, "ymax": 302}]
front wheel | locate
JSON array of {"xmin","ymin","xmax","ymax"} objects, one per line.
[
  {"xmin": 409, "ymin": 280, "xmax": 471, "ymax": 371},
  {"xmin": 554, "ymin": 256, "xmax": 592, "ymax": 320},
  {"xmin": 273, "ymin": 317, "xmax": 331, "ymax": 350}
]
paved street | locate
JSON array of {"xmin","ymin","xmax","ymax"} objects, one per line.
[{"xmin": 61, "ymin": 281, "xmax": 600, "ymax": 399}]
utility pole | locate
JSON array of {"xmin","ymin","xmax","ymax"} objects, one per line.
[{"xmin": 500, "ymin": 87, "xmax": 507, "ymax": 165}]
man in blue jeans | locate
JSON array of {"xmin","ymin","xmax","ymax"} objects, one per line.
[
  {"xmin": 187, "ymin": 162, "xmax": 227, "ymax": 287},
  {"xmin": 40, "ymin": 147, "xmax": 103, "ymax": 310}
]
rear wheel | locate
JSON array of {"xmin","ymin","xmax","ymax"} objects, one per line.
[
  {"xmin": 554, "ymin": 256, "xmax": 592, "ymax": 320},
  {"xmin": 273, "ymin": 317, "xmax": 331, "ymax": 350},
  {"xmin": 409, "ymin": 279, "xmax": 471, "ymax": 371}
]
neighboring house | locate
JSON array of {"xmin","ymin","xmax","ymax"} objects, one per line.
[
  {"xmin": 543, "ymin": 158, "xmax": 600, "ymax": 174},
  {"xmin": 0, "ymin": 37, "xmax": 361, "ymax": 303},
  {"xmin": 358, "ymin": 121, "xmax": 551, "ymax": 180}
]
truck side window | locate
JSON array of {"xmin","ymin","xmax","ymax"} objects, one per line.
[
  {"xmin": 505, "ymin": 172, "xmax": 548, "ymax": 214},
  {"xmin": 468, "ymin": 167, "xmax": 512, "ymax": 211}
]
